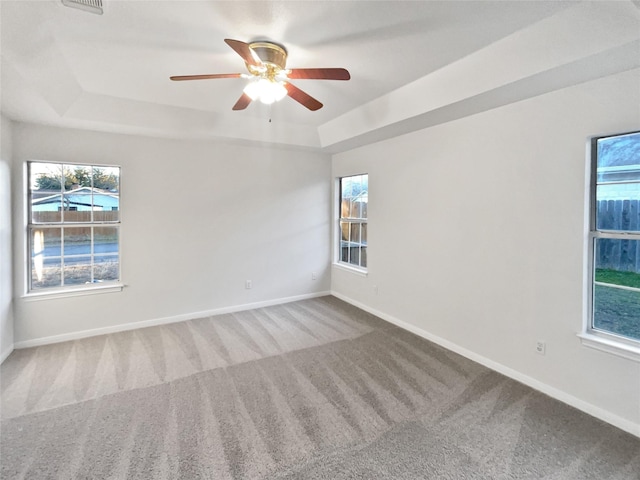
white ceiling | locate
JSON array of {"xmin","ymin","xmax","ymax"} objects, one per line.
[{"xmin": 1, "ymin": 1, "xmax": 639, "ymax": 152}]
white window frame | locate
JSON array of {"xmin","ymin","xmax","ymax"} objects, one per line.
[
  {"xmin": 25, "ymin": 161, "xmax": 123, "ymax": 298},
  {"xmin": 336, "ymin": 174, "xmax": 368, "ymax": 272},
  {"xmin": 580, "ymin": 131, "xmax": 640, "ymax": 362}
]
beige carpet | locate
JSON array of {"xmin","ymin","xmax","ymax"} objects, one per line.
[{"xmin": 1, "ymin": 296, "xmax": 639, "ymax": 479}]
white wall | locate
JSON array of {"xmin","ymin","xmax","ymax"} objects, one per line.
[
  {"xmin": 0, "ymin": 115, "xmax": 14, "ymax": 362},
  {"xmin": 332, "ymin": 68, "xmax": 640, "ymax": 434},
  {"xmin": 12, "ymin": 124, "xmax": 331, "ymax": 344}
]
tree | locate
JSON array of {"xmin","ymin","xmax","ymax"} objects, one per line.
[
  {"xmin": 34, "ymin": 166, "xmax": 118, "ymax": 191},
  {"xmin": 92, "ymin": 168, "xmax": 119, "ymax": 191},
  {"xmin": 34, "ymin": 173, "xmax": 65, "ymax": 191}
]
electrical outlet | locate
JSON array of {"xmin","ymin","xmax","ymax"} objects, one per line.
[
  {"xmin": 373, "ymin": 285, "xmax": 379, "ymax": 295},
  {"xmin": 535, "ymin": 341, "xmax": 546, "ymax": 355},
  {"xmin": 312, "ymin": 272, "xmax": 317, "ymax": 280},
  {"xmin": 245, "ymin": 280, "xmax": 252, "ymax": 289}
]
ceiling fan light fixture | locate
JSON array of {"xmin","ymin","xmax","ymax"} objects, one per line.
[
  {"xmin": 243, "ymin": 78, "xmax": 287, "ymax": 105},
  {"xmin": 171, "ymin": 39, "xmax": 350, "ymax": 111}
]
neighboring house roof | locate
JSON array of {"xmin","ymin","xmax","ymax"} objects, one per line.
[
  {"xmin": 597, "ymin": 164, "xmax": 640, "ymax": 201},
  {"xmin": 598, "ymin": 165, "xmax": 640, "ymax": 183},
  {"xmin": 354, "ymin": 192, "xmax": 368, "ymax": 203},
  {"xmin": 32, "ymin": 187, "xmax": 119, "ymax": 211}
]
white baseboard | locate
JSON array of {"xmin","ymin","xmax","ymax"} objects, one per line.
[
  {"xmin": 0, "ymin": 345, "xmax": 14, "ymax": 364},
  {"xmin": 13, "ymin": 291, "xmax": 331, "ymax": 350},
  {"xmin": 331, "ymin": 290, "xmax": 640, "ymax": 439}
]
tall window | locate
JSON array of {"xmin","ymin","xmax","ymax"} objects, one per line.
[
  {"xmin": 339, "ymin": 174, "xmax": 368, "ymax": 269},
  {"xmin": 589, "ymin": 131, "xmax": 640, "ymax": 344},
  {"xmin": 28, "ymin": 162, "xmax": 121, "ymax": 292}
]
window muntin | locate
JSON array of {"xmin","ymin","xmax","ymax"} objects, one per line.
[
  {"xmin": 589, "ymin": 132, "xmax": 640, "ymax": 344},
  {"xmin": 28, "ymin": 162, "xmax": 120, "ymax": 292},
  {"xmin": 339, "ymin": 174, "xmax": 368, "ymax": 269}
]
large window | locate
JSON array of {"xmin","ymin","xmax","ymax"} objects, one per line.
[
  {"xmin": 588, "ymin": 131, "xmax": 640, "ymax": 346},
  {"xmin": 27, "ymin": 162, "xmax": 121, "ymax": 292},
  {"xmin": 338, "ymin": 174, "xmax": 368, "ymax": 269}
]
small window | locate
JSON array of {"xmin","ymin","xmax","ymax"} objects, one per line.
[
  {"xmin": 28, "ymin": 162, "xmax": 121, "ymax": 292},
  {"xmin": 588, "ymin": 131, "xmax": 640, "ymax": 345},
  {"xmin": 338, "ymin": 174, "xmax": 368, "ymax": 269}
]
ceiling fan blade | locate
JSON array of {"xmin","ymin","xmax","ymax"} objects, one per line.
[
  {"xmin": 232, "ymin": 92, "xmax": 253, "ymax": 111},
  {"xmin": 224, "ymin": 39, "xmax": 263, "ymax": 68},
  {"xmin": 286, "ymin": 68, "xmax": 351, "ymax": 81},
  {"xmin": 170, "ymin": 73, "xmax": 243, "ymax": 81},
  {"xmin": 284, "ymin": 82, "xmax": 323, "ymax": 111}
]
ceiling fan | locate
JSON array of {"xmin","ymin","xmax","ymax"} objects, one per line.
[{"xmin": 170, "ymin": 39, "xmax": 350, "ymax": 111}]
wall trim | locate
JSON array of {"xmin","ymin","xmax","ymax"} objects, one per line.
[
  {"xmin": 0, "ymin": 345, "xmax": 14, "ymax": 364},
  {"xmin": 330, "ymin": 290, "xmax": 640, "ymax": 439},
  {"xmin": 13, "ymin": 291, "xmax": 331, "ymax": 349}
]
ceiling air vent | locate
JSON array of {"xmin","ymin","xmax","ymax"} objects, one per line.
[{"xmin": 61, "ymin": 0, "xmax": 103, "ymax": 15}]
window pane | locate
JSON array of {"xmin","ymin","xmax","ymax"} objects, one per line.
[
  {"xmin": 94, "ymin": 166, "xmax": 120, "ymax": 221},
  {"xmin": 359, "ymin": 175, "xmax": 368, "ymax": 220},
  {"xmin": 350, "ymin": 223, "xmax": 361, "ymax": 245},
  {"xmin": 595, "ymin": 238, "xmax": 640, "ymax": 274},
  {"xmin": 340, "ymin": 175, "xmax": 369, "ymax": 219},
  {"xmin": 340, "ymin": 177, "xmax": 350, "ymax": 217},
  {"xmin": 64, "ymin": 227, "xmax": 92, "ymax": 257},
  {"xmin": 340, "ymin": 222, "xmax": 350, "ymax": 241},
  {"xmin": 596, "ymin": 132, "xmax": 640, "ymax": 232},
  {"xmin": 63, "ymin": 165, "xmax": 92, "ymax": 190},
  {"xmin": 349, "ymin": 246, "xmax": 360, "ymax": 266},
  {"xmin": 340, "ymin": 221, "xmax": 350, "ymax": 263},
  {"xmin": 593, "ymin": 285, "xmax": 640, "ymax": 341},
  {"xmin": 31, "ymin": 195, "xmax": 63, "ymax": 223},
  {"xmin": 30, "ymin": 228, "xmax": 61, "ymax": 289},
  {"xmin": 339, "ymin": 174, "xmax": 368, "ymax": 269},
  {"xmin": 358, "ymin": 175, "xmax": 366, "ymax": 217},
  {"xmin": 94, "ymin": 226, "xmax": 118, "ymax": 254},
  {"xmin": 62, "ymin": 193, "xmax": 93, "ymax": 222},
  {"xmin": 593, "ymin": 238, "xmax": 640, "ymax": 341},
  {"xmin": 62, "ymin": 211, "xmax": 92, "ymax": 286},
  {"xmin": 94, "ymin": 255, "xmax": 119, "ymax": 282},
  {"xmin": 30, "ymin": 163, "xmax": 63, "ymax": 223},
  {"xmin": 595, "ymin": 198, "xmax": 640, "ymax": 232},
  {"xmin": 340, "ymin": 198, "xmax": 349, "ymax": 219},
  {"xmin": 341, "ymin": 177, "xmax": 353, "ymax": 200},
  {"xmin": 93, "ymin": 194, "xmax": 120, "ymax": 222},
  {"xmin": 31, "ymin": 162, "xmax": 63, "ymax": 191},
  {"xmin": 64, "ymin": 256, "xmax": 92, "ymax": 286},
  {"xmin": 350, "ymin": 198, "xmax": 360, "ymax": 218},
  {"xmin": 93, "ymin": 166, "xmax": 119, "ymax": 192},
  {"xmin": 340, "ymin": 244, "xmax": 349, "ymax": 263},
  {"xmin": 361, "ymin": 246, "xmax": 367, "ymax": 268},
  {"xmin": 597, "ymin": 132, "xmax": 640, "ymax": 170}
]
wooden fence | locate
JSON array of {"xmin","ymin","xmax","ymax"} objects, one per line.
[
  {"xmin": 32, "ymin": 211, "xmax": 119, "ymax": 223},
  {"xmin": 596, "ymin": 199, "xmax": 640, "ymax": 273}
]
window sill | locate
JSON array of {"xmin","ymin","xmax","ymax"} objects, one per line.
[
  {"xmin": 333, "ymin": 262, "xmax": 368, "ymax": 277},
  {"xmin": 23, "ymin": 283, "xmax": 125, "ymax": 301},
  {"xmin": 578, "ymin": 332, "xmax": 640, "ymax": 363}
]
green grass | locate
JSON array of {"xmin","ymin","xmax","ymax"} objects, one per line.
[
  {"xmin": 593, "ymin": 269, "xmax": 640, "ymax": 340},
  {"xmin": 593, "ymin": 284, "xmax": 640, "ymax": 341},
  {"xmin": 595, "ymin": 268, "xmax": 640, "ymax": 289}
]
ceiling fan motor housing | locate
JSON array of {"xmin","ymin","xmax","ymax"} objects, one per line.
[{"xmin": 247, "ymin": 42, "xmax": 288, "ymax": 76}]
